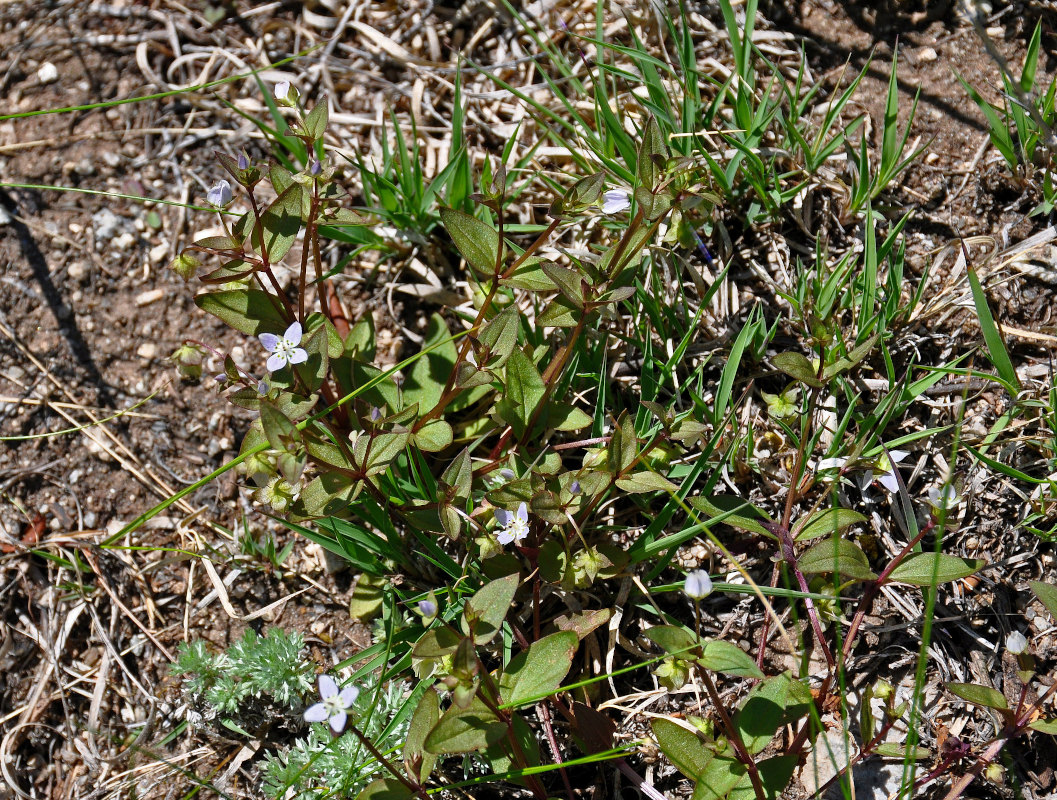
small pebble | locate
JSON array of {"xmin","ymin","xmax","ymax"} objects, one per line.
[
  {"xmin": 135, "ymin": 288, "xmax": 164, "ymax": 306},
  {"xmin": 113, "ymin": 231, "xmax": 135, "ymax": 251},
  {"xmin": 36, "ymin": 62, "xmax": 58, "ymax": 84},
  {"xmin": 137, "ymin": 343, "xmax": 157, "ymax": 359},
  {"xmin": 917, "ymin": 46, "xmax": 938, "ymax": 64},
  {"xmin": 149, "ymin": 243, "xmax": 168, "ymax": 264},
  {"xmin": 68, "ymin": 262, "xmax": 87, "ymax": 281}
]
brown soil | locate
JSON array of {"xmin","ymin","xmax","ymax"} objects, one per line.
[{"xmin": 1, "ymin": 1, "xmax": 1056, "ymax": 799}]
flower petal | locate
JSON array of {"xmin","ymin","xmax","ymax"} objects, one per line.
[
  {"xmin": 304, "ymin": 702, "xmax": 328, "ymax": 723},
  {"xmin": 328, "ymin": 710, "xmax": 348, "ymax": 734},
  {"xmin": 516, "ymin": 502, "xmax": 528, "ymax": 523},
  {"xmin": 878, "ymin": 472, "xmax": 899, "ymax": 493},
  {"xmin": 496, "ymin": 529, "xmax": 514, "ymax": 545},
  {"xmin": 287, "ymin": 347, "xmax": 308, "ymax": 365},
  {"xmin": 889, "ymin": 450, "xmax": 909, "ymax": 463},
  {"xmin": 339, "ymin": 685, "xmax": 359, "ymax": 706},
  {"xmin": 318, "ymin": 674, "xmax": 338, "ymax": 699},
  {"xmin": 857, "ymin": 471, "xmax": 875, "ymax": 493},
  {"xmin": 259, "ymin": 332, "xmax": 280, "ymax": 351},
  {"xmin": 284, "ymin": 321, "xmax": 303, "ymax": 344},
  {"xmin": 602, "ymin": 189, "xmax": 630, "ymax": 214},
  {"xmin": 494, "ymin": 508, "xmax": 511, "ymax": 527},
  {"xmin": 266, "ymin": 353, "xmax": 286, "ymax": 373}
]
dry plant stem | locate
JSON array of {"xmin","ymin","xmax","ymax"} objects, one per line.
[{"xmin": 698, "ymin": 667, "xmax": 767, "ymax": 800}]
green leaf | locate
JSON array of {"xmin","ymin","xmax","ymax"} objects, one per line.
[
  {"xmin": 541, "ymin": 261, "xmax": 585, "ymax": 308},
  {"xmin": 692, "ymin": 755, "xmax": 744, "ymax": 800},
  {"xmin": 636, "ymin": 115, "xmax": 668, "ymax": 190},
  {"xmin": 258, "ymin": 182, "xmax": 304, "ymax": 263},
  {"xmin": 496, "ymin": 349, "xmax": 546, "ymax": 438},
  {"xmin": 1030, "ymin": 718, "xmax": 1057, "ymax": 734},
  {"xmin": 609, "ymin": 412, "xmax": 638, "ymax": 475},
  {"xmin": 947, "ymin": 682, "xmax": 1008, "ymax": 710},
  {"xmin": 403, "ymin": 313, "xmax": 457, "ymax": 413},
  {"xmin": 478, "ymin": 307, "xmax": 521, "ymax": 367},
  {"xmin": 463, "ymin": 573, "xmax": 519, "ymax": 645},
  {"xmin": 967, "ymin": 266, "xmax": 1020, "ymax": 390},
  {"xmin": 552, "ymin": 608, "xmax": 611, "ymax": 640},
  {"xmin": 194, "ymin": 289, "xmax": 286, "ymax": 336},
  {"xmin": 440, "ymin": 206, "xmax": 500, "ymax": 277},
  {"xmin": 729, "ymin": 755, "xmax": 797, "ymax": 800},
  {"xmin": 634, "ymin": 185, "xmax": 673, "ymax": 220},
  {"xmin": 545, "ymin": 402, "xmax": 593, "ymax": 432},
  {"xmin": 1030, "ymin": 580, "xmax": 1057, "ymax": 620},
  {"xmin": 643, "ymin": 625, "xmax": 697, "ymax": 656},
  {"xmin": 441, "ymin": 448, "xmax": 472, "ymax": 500},
  {"xmin": 404, "ymin": 688, "xmax": 440, "ymax": 782},
  {"xmin": 794, "ymin": 507, "xmax": 867, "ymax": 542},
  {"xmin": 348, "ymin": 573, "xmax": 385, "ymax": 621},
  {"xmin": 888, "ymin": 553, "xmax": 984, "ymax": 586},
  {"xmin": 294, "ymin": 472, "xmax": 358, "ymax": 517},
  {"xmin": 537, "ymin": 296, "xmax": 581, "ymax": 328},
  {"xmin": 355, "ymin": 778, "xmax": 412, "ymax": 800},
  {"xmin": 412, "ymin": 627, "xmax": 462, "ymax": 659},
  {"xmin": 615, "ymin": 471, "xmax": 678, "ymax": 494},
  {"xmin": 700, "ymin": 640, "xmax": 764, "ymax": 679},
  {"xmin": 734, "ymin": 673, "xmax": 811, "ymax": 754},
  {"xmin": 500, "ymin": 631, "xmax": 578, "ymax": 705},
  {"xmin": 651, "ymin": 718, "xmax": 713, "ymax": 780},
  {"xmin": 797, "ymin": 537, "xmax": 878, "ymax": 581},
  {"xmin": 415, "ymin": 420, "xmax": 453, "ymax": 452},
  {"xmin": 772, "ymin": 351, "xmax": 823, "ymax": 388},
  {"xmin": 424, "ymin": 703, "xmax": 505, "ymax": 754},
  {"xmin": 303, "ymin": 97, "xmax": 329, "ymax": 139}
]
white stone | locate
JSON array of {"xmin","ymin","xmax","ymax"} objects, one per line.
[
  {"xmin": 36, "ymin": 62, "xmax": 58, "ymax": 84},
  {"xmin": 137, "ymin": 343, "xmax": 157, "ymax": 359},
  {"xmin": 135, "ymin": 288, "xmax": 164, "ymax": 306},
  {"xmin": 149, "ymin": 243, "xmax": 168, "ymax": 264}
]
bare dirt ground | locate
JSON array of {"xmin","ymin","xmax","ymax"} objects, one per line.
[{"xmin": 2, "ymin": 1, "xmax": 1057, "ymax": 798}]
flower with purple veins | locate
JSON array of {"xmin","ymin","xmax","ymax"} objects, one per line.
[
  {"xmin": 304, "ymin": 674, "xmax": 359, "ymax": 734},
  {"xmin": 859, "ymin": 450, "xmax": 908, "ymax": 494},
  {"xmin": 495, "ymin": 502, "xmax": 530, "ymax": 546},
  {"xmin": 259, "ymin": 321, "xmax": 308, "ymax": 373},
  {"xmin": 206, "ymin": 180, "xmax": 232, "ymax": 207},
  {"xmin": 602, "ymin": 189, "xmax": 631, "ymax": 215}
]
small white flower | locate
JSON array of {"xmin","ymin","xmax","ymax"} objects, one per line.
[
  {"xmin": 274, "ymin": 81, "xmax": 291, "ymax": 101},
  {"xmin": 1006, "ymin": 630, "xmax": 1029, "ymax": 654},
  {"xmin": 259, "ymin": 321, "xmax": 308, "ymax": 373},
  {"xmin": 860, "ymin": 450, "xmax": 908, "ymax": 494},
  {"xmin": 602, "ymin": 189, "xmax": 631, "ymax": 215},
  {"xmin": 684, "ymin": 570, "xmax": 713, "ymax": 600},
  {"xmin": 304, "ymin": 674, "xmax": 359, "ymax": 734},
  {"xmin": 206, "ymin": 179, "xmax": 232, "ymax": 207},
  {"xmin": 495, "ymin": 502, "xmax": 530, "ymax": 546},
  {"xmin": 927, "ymin": 484, "xmax": 961, "ymax": 511}
]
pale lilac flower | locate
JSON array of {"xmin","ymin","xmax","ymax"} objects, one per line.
[
  {"xmin": 304, "ymin": 674, "xmax": 359, "ymax": 734},
  {"xmin": 495, "ymin": 502, "xmax": 530, "ymax": 546},
  {"xmin": 684, "ymin": 570, "xmax": 713, "ymax": 600},
  {"xmin": 602, "ymin": 189, "xmax": 631, "ymax": 215},
  {"xmin": 1006, "ymin": 630, "xmax": 1029, "ymax": 655},
  {"xmin": 860, "ymin": 450, "xmax": 908, "ymax": 494},
  {"xmin": 259, "ymin": 321, "xmax": 308, "ymax": 373},
  {"xmin": 206, "ymin": 179, "xmax": 232, "ymax": 207},
  {"xmin": 274, "ymin": 81, "xmax": 292, "ymax": 101},
  {"xmin": 927, "ymin": 484, "xmax": 961, "ymax": 511},
  {"xmin": 417, "ymin": 599, "xmax": 437, "ymax": 618}
]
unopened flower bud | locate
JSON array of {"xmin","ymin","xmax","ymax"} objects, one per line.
[
  {"xmin": 237, "ymin": 152, "xmax": 249, "ymax": 170},
  {"xmin": 684, "ymin": 570, "xmax": 713, "ymax": 600},
  {"xmin": 310, "ymin": 159, "xmax": 322, "ymax": 176},
  {"xmin": 1006, "ymin": 630, "xmax": 1029, "ymax": 655},
  {"xmin": 206, "ymin": 179, "xmax": 232, "ymax": 207},
  {"xmin": 417, "ymin": 599, "xmax": 437, "ymax": 619},
  {"xmin": 872, "ymin": 679, "xmax": 894, "ymax": 701}
]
